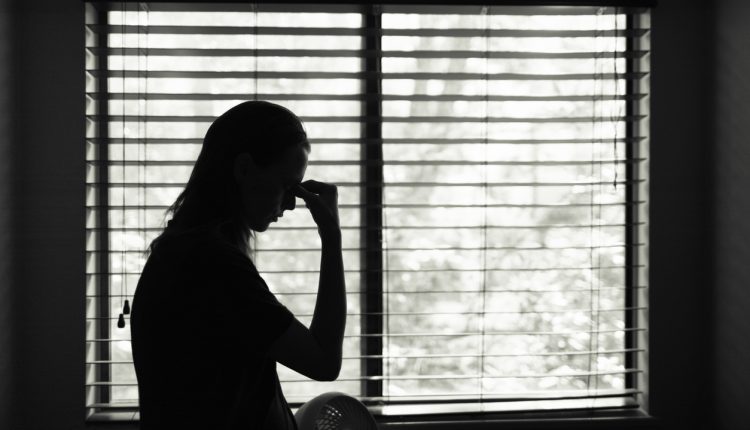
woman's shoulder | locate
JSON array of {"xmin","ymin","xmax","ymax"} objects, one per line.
[
  {"xmin": 151, "ymin": 224, "xmax": 256, "ymax": 272},
  {"xmin": 145, "ymin": 226, "xmax": 272, "ymax": 306}
]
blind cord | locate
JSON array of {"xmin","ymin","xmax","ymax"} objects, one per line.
[
  {"xmin": 477, "ymin": 4, "xmax": 491, "ymax": 406},
  {"xmin": 132, "ymin": 1, "xmax": 144, "ymax": 321},
  {"xmin": 587, "ymin": 6, "xmax": 609, "ymax": 412},
  {"xmin": 117, "ymin": 2, "xmax": 127, "ymax": 329},
  {"xmin": 586, "ymin": 6, "xmax": 599, "ymax": 410},
  {"xmin": 134, "ymin": 2, "xmax": 150, "ymax": 318},
  {"xmin": 378, "ymin": 4, "xmax": 390, "ymax": 403},
  {"xmin": 251, "ymin": 2, "xmax": 259, "ymax": 263},
  {"xmin": 142, "ymin": 2, "xmax": 149, "ymax": 274},
  {"xmin": 612, "ymin": 7, "xmax": 620, "ymax": 189},
  {"xmin": 383, "ymin": 139, "xmax": 390, "ymax": 401},
  {"xmin": 253, "ymin": 2, "xmax": 258, "ymax": 101}
]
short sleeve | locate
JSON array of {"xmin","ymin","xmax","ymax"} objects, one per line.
[{"xmin": 185, "ymin": 241, "xmax": 295, "ymax": 354}]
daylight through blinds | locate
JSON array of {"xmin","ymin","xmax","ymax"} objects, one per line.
[{"xmin": 84, "ymin": 2, "xmax": 650, "ymax": 419}]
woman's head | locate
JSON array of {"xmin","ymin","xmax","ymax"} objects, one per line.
[{"xmin": 161, "ymin": 101, "xmax": 310, "ymax": 248}]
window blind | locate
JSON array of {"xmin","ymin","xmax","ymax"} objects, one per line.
[{"xmin": 84, "ymin": 2, "xmax": 650, "ymax": 420}]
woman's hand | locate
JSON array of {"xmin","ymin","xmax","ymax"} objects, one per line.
[{"xmin": 292, "ymin": 180, "xmax": 340, "ymax": 240}]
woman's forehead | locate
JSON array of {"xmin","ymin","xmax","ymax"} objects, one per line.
[{"xmin": 280, "ymin": 145, "xmax": 308, "ymax": 180}]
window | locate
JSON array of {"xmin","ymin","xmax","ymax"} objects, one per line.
[{"xmin": 85, "ymin": 2, "xmax": 650, "ymax": 422}]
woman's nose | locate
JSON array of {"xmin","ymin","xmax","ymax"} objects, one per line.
[{"xmin": 282, "ymin": 190, "xmax": 296, "ymax": 211}]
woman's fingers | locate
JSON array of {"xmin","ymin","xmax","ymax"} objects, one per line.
[
  {"xmin": 299, "ymin": 179, "xmax": 337, "ymax": 195},
  {"xmin": 292, "ymin": 180, "xmax": 340, "ymax": 236},
  {"xmin": 293, "ymin": 181, "xmax": 338, "ymax": 204},
  {"xmin": 292, "ymin": 184, "xmax": 316, "ymax": 201}
]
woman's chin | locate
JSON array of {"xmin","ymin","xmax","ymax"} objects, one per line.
[{"xmin": 249, "ymin": 219, "xmax": 272, "ymax": 232}]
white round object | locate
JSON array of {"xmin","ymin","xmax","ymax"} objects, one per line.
[{"xmin": 294, "ymin": 392, "xmax": 377, "ymax": 430}]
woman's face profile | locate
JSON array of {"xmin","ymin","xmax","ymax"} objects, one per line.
[{"xmin": 234, "ymin": 143, "xmax": 309, "ymax": 232}]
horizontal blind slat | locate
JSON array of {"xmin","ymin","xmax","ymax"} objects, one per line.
[
  {"xmin": 84, "ymin": 266, "xmax": 646, "ymax": 276},
  {"xmin": 91, "ymin": 24, "xmax": 649, "ymax": 38},
  {"xmin": 85, "ymin": 224, "xmax": 644, "ymax": 234},
  {"xmin": 88, "ymin": 69, "xmax": 649, "ymax": 80},
  {"xmin": 84, "ymin": 348, "xmax": 645, "ymax": 365},
  {"xmin": 88, "ymin": 46, "xmax": 649, "ymax": 60},
  {"xmin": 86, "ymin": 136, "xmax": 646, "ymax": 144},
  {"xmin": 86, "ymin": 202, "xmax": 641, "ymax": 209},
  {"xmin": 89, "ymin": 244, "xmax": 644, "ymax": 255},
  {"xmin": 86, "ymin": 389, "xmax": 641, "ymax": 410},
  {"xmin": 88, "ymin": 158, "xmax": 642, "ymax": 166},
  {"xmin": 87, "ymin": 308, "xmax": 647, "ymax": 320},
  {"xmin": 101, "ymin": 3, "xmax": 649, "ymax": 13},
  {"xmin": 89, "ymin": 331, "xmax": 643, "ymax": 342},
  {"xmin": 90, "ymin": 286, "xmax": 646, "ymax": 299},
  {"xmin": 88, "ymin": 92, "xmax": 648, "ymax": 102},
  {"xmin": 88, "ymin": 114, "xmax": 646, "ymax": 123},
  {"xmin": 87, "ymin": 368, "xmax": 642, "ymax": 386},
  {"xmin": 90, "ymin": 180, "xmax": 645, "ymax": 187},
  {"xmin": 85, "ymin": 348, "xmax": 645, "ymax": 365}
]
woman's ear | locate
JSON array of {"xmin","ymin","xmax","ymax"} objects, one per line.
[{"xmin": 233, "ymin": 152, "xmax": 257, "ymax": 184}]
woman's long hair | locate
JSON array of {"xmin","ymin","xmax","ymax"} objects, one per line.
[{"xmin": 150, "ymin": 101, "xmax": 309, "ymax": 254}]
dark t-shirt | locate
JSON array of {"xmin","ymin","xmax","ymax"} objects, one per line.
[{"xmin": 131, "ymin": 226, "xmax": 297, "ymax": 430}]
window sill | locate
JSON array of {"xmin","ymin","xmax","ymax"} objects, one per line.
[
  {"xmin": 376, "ymin": 408, "xmax": 657, "ymax": 429},
  {"xmin": 86, "ymin": 408, "xmax": 657, "ymax": 430}
]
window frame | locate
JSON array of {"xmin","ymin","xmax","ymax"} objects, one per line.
[{"xmin": 84, "ymin": 0, "xmax": 653, "ymax": 425}]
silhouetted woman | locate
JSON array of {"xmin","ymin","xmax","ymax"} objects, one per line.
[{"xmin": 131, "ymin": 101, "xmax": 346, "ymax": 430}]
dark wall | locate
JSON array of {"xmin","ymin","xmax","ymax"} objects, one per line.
[
  {"xmin": 712, "ymin": 0, "xmax": 750, "ymax": 428},
  {"xmin": 9, "ymin": 0, "xmax": 86, "ymax": 429},
  {"xmin": 648, "ymin": 1, "xmax": 715, "ymax": 429},
  {"xmin": 0, "ymin": 0, "xmax": 15, "ymax": 428}
]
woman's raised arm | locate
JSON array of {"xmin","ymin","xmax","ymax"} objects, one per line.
[{"xmin": 267, "ymin": 181, "xmax": 346, "ymax": 381}]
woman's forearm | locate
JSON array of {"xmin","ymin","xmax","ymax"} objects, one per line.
[{"xmin": 308, "ymin": 232, "xmax": 346, "ymax": 376}]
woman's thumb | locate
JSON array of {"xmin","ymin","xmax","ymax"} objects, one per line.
[{"xmin": 292, "ymin": 184, "xmax": 316, "ymax": 202}]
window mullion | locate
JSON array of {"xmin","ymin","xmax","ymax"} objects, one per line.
[
  {"xmin": 360, "ymin": 4, "xmax": 384, "ymax": 402},
  {"xmin": 625, "ymin": 10, "xmax": 640, "ymax": 395},
  {"xmin": 94, "ymin": 1, "xmax": 111, "ymax": 408}
]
